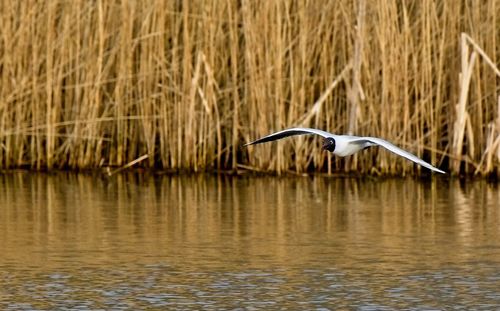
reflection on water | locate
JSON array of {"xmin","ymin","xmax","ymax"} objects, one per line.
[{"xmin": 0, "ymin": 173, "xmax": 499, "ymax": 309}]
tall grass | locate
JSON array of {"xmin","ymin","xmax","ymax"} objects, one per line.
[{"xmin": 0, "ymin": 1, "xmax": 499, "ymax": 175}]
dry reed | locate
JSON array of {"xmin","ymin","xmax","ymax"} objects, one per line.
[{"xmin": 0, "ymin": 1, "xmax": 499, "ymax": 175}]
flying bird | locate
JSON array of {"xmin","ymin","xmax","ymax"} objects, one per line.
[{"xmin": 244, "ymin": 127, "xmax": 445, "ymax": 174}]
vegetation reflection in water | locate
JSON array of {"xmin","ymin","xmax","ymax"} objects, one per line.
[{"xmin": 0, "ymin": 173, "xmax": 499, "ymax": 309}]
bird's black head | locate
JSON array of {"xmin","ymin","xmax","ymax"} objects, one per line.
[{"xmin": 322, "ymin": 137, "xmax": 336, "ymax": 152}]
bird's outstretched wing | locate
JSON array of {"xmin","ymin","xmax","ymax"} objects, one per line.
[
  {"xmin": 243, "ymin": 127, "xmax": 333, "ymax": 146},
  {"xmin": 351, "ymin": 137, "xmax": 445, "ymax": 174}
]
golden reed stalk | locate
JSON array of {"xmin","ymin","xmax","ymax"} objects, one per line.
[{"xmin": 0, "ymin": 1, "xmax": 498, "ymax": 175}]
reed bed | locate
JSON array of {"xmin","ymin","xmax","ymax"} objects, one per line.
[{"xmin": 0, "ymin": 1, "xmax": 499, "ymax": 175}]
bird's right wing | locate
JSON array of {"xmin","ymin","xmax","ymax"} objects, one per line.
[{"xmin": 243, "ymin": 127, "xmax": 333, "ymax": 147}]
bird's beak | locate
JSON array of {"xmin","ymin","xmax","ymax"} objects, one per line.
[{"xmin": 322, "ymin": 141, "xmax": 329, "ymax": 150}]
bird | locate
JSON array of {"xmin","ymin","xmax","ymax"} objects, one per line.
[{"xmin": 243, "ymin": 127, "xmax": 445, "ymax": 174}]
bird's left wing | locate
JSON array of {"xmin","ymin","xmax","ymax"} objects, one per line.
[
  {"xmin": 351, "ymin": 137, "xmax": 445, "ymax": 174},
  {"xmin": 243, "ymin": 127, "xmax": 332, "ymax": 146}
]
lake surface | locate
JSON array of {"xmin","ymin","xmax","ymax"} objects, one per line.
[{"xmin": 0, "ymin": 172, "xmax": 499, "ymax": 310}]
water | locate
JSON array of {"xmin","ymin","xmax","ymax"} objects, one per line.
[{"xmin": 0, "ymin": 173, "xmax": 499, "ymax": 310}]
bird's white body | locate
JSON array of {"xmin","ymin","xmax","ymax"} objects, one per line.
[
  {"xmin": 244, "ymin": 127, "xmax": 445, "ymax": 174},
  {"xmin": 330, "ymin": 135, "xmax": 372, "ymax": 157}
]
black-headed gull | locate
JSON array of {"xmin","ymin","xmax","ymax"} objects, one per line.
[{"xmin": 244, "ymin": 127, "xmax": 445, "ymax": 174}]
